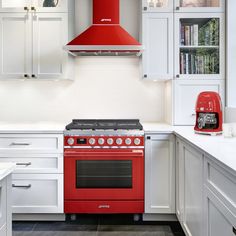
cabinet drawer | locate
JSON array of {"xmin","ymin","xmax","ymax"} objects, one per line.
[
  {"xmin": 0, "ymin": 154, "xmax": 63, "ymax": 174},
  {"xmin": 0, "ymin": 134, "xmax": 63, "ymax": 153},
  {"xmin": 12, "ymin": 174, "xmax": 63, "ymax": 214},
  {"xmin": 205, "ymin": 158, "xmax": 236, "ymax": 211}
]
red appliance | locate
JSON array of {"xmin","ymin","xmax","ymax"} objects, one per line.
[
  {"xmin": 194, "ymin": 92, "xmax": 223, "ymax": 135},
  {"xmin": 63, "ymin": 0, "xmax": 142, "ymax": 56},
  {"xmin": 64, "ymin": 120, "xmax": 144, "ymax": 214}
]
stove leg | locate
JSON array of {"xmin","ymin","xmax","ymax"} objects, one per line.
[
  {"xmin": 133, "ymin": 214, "xmax": 141, "ymax": 222},
  {"xmin": 70, "ymin": 214, "xmax": 77, "ymax": 221}
]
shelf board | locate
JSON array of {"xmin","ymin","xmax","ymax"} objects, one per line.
[{"xmin": 179, "ymin": 45, "xmax": 219, "ymax": 49}]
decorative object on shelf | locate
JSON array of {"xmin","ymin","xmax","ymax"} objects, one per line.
[{"xmin": 43, "ymin": 0, "xmax": 59, "ymax": 7}]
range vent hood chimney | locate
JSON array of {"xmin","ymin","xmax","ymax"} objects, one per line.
[{"xmin": 63, "ymin": 0, "xmax": 142, "ymax": 56}]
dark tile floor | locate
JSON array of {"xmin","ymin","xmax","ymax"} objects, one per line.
[{"xmin": 13, "ymin": 214, "xmax": 185, "ymax": 236}]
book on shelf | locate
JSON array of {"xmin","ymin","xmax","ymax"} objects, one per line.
[
  {"xmin": 180, "ymin": 50, "xmax": 219, "ymax": 74},
  {"xmin": 180, "ymin": 24, "xmax": 199, "ymax": 46}
]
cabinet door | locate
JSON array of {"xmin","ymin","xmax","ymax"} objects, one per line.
[
  {"xmin": 142, "ymin": 13, "xmax": 173, "ymax": 80},
  {"xmin": 12, "ymin": 174, "xmax": 63, "ymax": 213},
  {"xmin": 205, "ymin": 187, "xmax": 235, "ymax": 236},
  {"xmin": 174, "ymin": 79, "xmax": 224, "ymax": 125},
  {"xmin": 176, "ymin": 138, "xmax": 184, "ymax": 222},
  {"xmin": 0, "ymin": 13, "xmax": 31, "ymax": 79},
  {"xmin": 183, "ymin": 143, "xmax": 204, "ymax": 236},
  {"xmin": 174, "ymin": 13, "xmax": 225, "ymax": 80},
  {"xmin": 142, "ymin": 0, "xmax": 173, "ymax": 12},
  {"xmin": 145, "ymin": 134, "xmax": 175, "ymax": 214},
  {"xmin": 0, "ymin": 178, "xmax": 7, "ymax": 230},
  {"xmin": 32, "ymin": 13, "xmax": 69, "ymax": 79},
  {"xmin": 174, "ymin": 0, "xmax": 224, "ymax": 12}
]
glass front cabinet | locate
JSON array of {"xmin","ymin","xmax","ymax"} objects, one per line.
[
  {"xmin": 142, "ymin": 0, "xmax": 173, "ymax": 12},
  {"xmin": 175, "ymin": 0, "xmax": 224, "ymax": 12},
  {"xmin": 174, "ymin": 13, "xmax": 224, "ymax": 80},
  {"xmin": 0, "ymin": 0, "xmax": 68, "ymax": 12}
]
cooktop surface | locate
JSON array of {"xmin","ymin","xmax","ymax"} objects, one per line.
[{"xmin": 65, "ymin": 119, "xmax": 143, "ymax": 131}]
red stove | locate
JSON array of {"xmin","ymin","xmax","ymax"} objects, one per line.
[{"xmin": 64, "ymin": 119, "xmax": 144, "ymax": 214}]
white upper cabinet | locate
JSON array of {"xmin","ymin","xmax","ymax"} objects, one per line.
[
  {"xmin": 0, "ymin": 0, "xmax": 74, "ymax": 80},
  {"xmin": 0, "ymin": 0, "xmax": 68, "ymax": 12},
  {"xmin": 142, "ymin": 13, "xmax": 173, "ymax": 80},
  {"xmin": 0, "ymin": 13, "xmax": 31, "ymax": 79},
  {"xmin": 142, "ymin": 0, "xmax": 173, "ymax": 12},
  {"xmin": 174, "ymin": 0, "xmax": 225, "ymax": 12},
  {"xmin": 32, "ymin": 13, "xmax": 68, "ymax": 79}
]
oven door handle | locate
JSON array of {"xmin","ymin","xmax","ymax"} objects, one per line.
[{"xmin": 64, "ymin": 150, "xmax": 143, "ymax": 157}]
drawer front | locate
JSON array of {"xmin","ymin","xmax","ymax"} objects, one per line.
[
  {"xmin": 0, "ymin": 134, "xmax": 63, "ymax": 153},
  {"xmin": 0, "ymin": 154, "xmax": 63, "ymax": 174},
  {"xmin": 205, "ymin": 158, "xmax": 236, "ymax": 211},
  {"xmin": 0, "ymin": 178, "xmax": 7, "ymax": 230},
  {"xmin": 12, "ymin": 174, "xmax": 63, "ymax": 214}
]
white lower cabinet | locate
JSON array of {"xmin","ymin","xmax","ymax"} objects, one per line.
[
  {"xmin": 205, "ymin": 187, "xmax": 235, "ymax": 236},
  {"xmin": 12, "ymin": 174, "xmax": 63, "ymax": 213},
  {"xmin": 174, "ymin": 80, "xmax": 224, "ymax": 125},
  {"xmin": 0, "ymin": 174, "xmax": 12, "ymax": 236},
  {"xmin": 145, "ymin": 134, "xmax": 175, "ymax": 214},
  {"xmin": 0, "ymin": 132, "xmax": 64, "ymax": 217},
  {"xmin": 176, "ymin": 137, "xmax": 236, "ymax": 236},
  {"xmin": 0, "ymin": 178, "xmax": 7, "ymax": 230},
  {"xmin": 176, "ymin": 137, "xmax": 204, "ymax": 236},
  {"xmin": 204, "ymin": 157, "xmax": 236, "ymax": 236}
]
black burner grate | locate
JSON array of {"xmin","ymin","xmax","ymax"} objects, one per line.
[{"xmin": 65, "ymin": 119, "xmax": 143, "ymax": 130}]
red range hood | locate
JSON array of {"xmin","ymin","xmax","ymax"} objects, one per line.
[{"xmin": 63, "ymin": 0, "xmax": 142, "ymax": 56}]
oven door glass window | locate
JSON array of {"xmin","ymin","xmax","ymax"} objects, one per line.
[{"xmin": 76, "ymin": 160, "xmax": 132, "ymax": 188}]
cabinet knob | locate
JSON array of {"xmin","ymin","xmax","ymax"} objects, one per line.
[
  {"xmin": 176, "ymin": 74, "xmax": 180, "ymax": 78},
  {"xmin": 144, "ymin": 74, "xmax": 148, "ymax": 78},
  {"xmin": 176, "ymin": 6, "xmax": 180, "ymax": 10},
  {"xmin": 24, "ymin": 74, "xmax": 29, "ymax": 78},
  {"xmin": 143, "ymin": 7, "xmax": 148, "ymax": 11},
  {"xmin": 31, "ymin": 74, "xmax": 37, "ymax": 78},
  {"xmin": 24, "ymin": 6, "xmax": 29, "ymax": 11},
  {"xmin": 233, "ymin": 227, "xmax": 236, "ymax": 235},
  {"xmin": 147, "ymin": 136, "xmax": 151, "ymax": 140},
  {"xmin": 31, "ymin": 6, "xmax": 36, "ymax": 11}
]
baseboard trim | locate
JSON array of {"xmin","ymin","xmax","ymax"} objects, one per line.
[
  {"xmin": 13, "ymin": 214, "xmax": 66, "ymax": 221},
  {"xmin": 142, "ymin": 213, "xmax": 178, "ymax": 221}
]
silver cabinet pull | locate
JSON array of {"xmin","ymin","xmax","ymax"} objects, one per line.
[
  {"xmin": 233, "ymin": 227, "xmax": 236, "ymax": 235},
  {"xmin": 98, "ymin": 205, "xmax": 110, "ymax": 209},
  {"xmin": 16, "ymin": 162, "xmax": 31, "ymax": 167},
  {"xmin": 12, "ymin": 184, "xmax": 31, "ymax": 188},
  {"xmin": 10, "ymin": 142, "xmax": 31, "ymax": 146}
]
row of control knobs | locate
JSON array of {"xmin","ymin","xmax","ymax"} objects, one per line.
[{"xmin": 67, "ymin": 137, "xmax": 141, "ymax": 146}]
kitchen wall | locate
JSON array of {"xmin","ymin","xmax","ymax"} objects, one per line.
[{"xmin": 0, "ymin": 0, "xmax": 165, "ymax": 123}]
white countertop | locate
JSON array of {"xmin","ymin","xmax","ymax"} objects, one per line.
[
  {"xmin": 0, "ymin": 162, "xmax": 15, "ymax": 181},
  {"xmin": 173, "ymin": 126, "xmax": 236, "ymax": 174},
  {"xmin": 143, "ymin": 123, "xmax": 236, "ymax": 174},
  {"xmin": 0, "ymin": 122, "xmax": 65, "ymax": 133}
]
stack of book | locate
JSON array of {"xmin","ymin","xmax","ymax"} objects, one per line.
[
  {"xmin": 180, "ymin": 18, "xmax": 219, "ymax": 46},
  {"xmin": 180, "ymin": 51, "xmax": 219, "ymax": 74}
]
